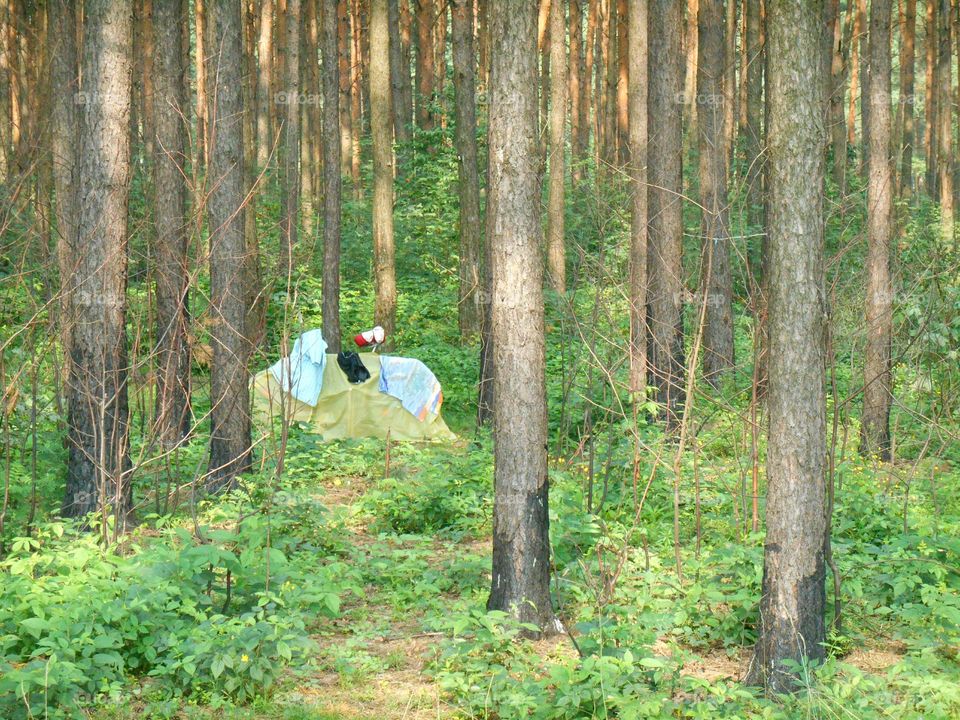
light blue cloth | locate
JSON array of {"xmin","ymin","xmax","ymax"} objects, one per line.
[
  {"xmin": 269, "ymin": 330, "xmax": 328, "ymax": 406},
  {"xmin": 378, "ymin": 355, "xmax": 443, "ymax": 422}
]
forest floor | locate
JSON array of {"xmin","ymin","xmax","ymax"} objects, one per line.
[{"xmin": 82, "ymin": 427, "xmax": 954, "ymax": 720}]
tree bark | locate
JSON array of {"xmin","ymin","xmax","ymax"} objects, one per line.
[
  {"xmin": 744, "ymin": 0, "xmax": 763, "ymax": 223},
  {"xmin": 936, "ymin": 0, "xmax": 953, "ymax": 241},
  {"xmin": 63, "ymin": 0, "xmax": 134, "ymax": 525},
  {"xmin": 256, "ymin": 0, "xmax": 274, "ymax": 171},
  {"xmin": 389, "ymin": 0, "xmax": 412, "ymax": 145},
  {"xmin": 569, "ymin": 0, "xmax": 583, "ymax": 182},
  {"xmin": 828, "ymin": 0, "xmax": 848, "ymax": 193},
  {"xmin": 206, "ymin": 0, "xmax": 252, "ymax": 491},
  {"xmin": 582, "ymin": 0, "xmax": 598, "ymax": 170},
  {"xmin": 399, "ymin": 0, "xmax": 415, "ymax": 128},
  {"xmin": 628, "ymin": 0, "xmax": 648, "ymax": 394},
  {"xmin": 616, "ymin": 0, "xmax": 629, "ymax": 165},
  {"xmin": 924, "ymin": 0, "xmax": 937, "ymax": 195},
  {"xmin": 321, "ymin": 0, "xmax": 343, "ymax": 352},
  {"xmin": 280, "ymin": 0, "xmax": 301, "ymax": 269},
  {"xmin": 451, "ymin": 0, "xmax": 483, "ymax": 337},
  {"xmin": 546, "ymin": 0, "xmax": 567, "ymax": 293},
  {"xmin": 698, "ymin": 0, "xmax": 734, "ymax": 386},
  {"xmin": 486, "ymin": 0, "xmax": 559, "ymax": 637},
  {"xmin": 338, "ymin": 0, "xmax": 353, "ymax": 179},
  {"xmin": 152, "ymin": 0, "xmax": 192, "ymax": 446},
  {"xmin": 49, "ymin": 0, "xmax": 79, "ymax": 368},
  {"xmin": 196, "ymin": 0, "xmax": 209, "ymax": 171},
  {"xmin": 372, "ymin": 0, "xmax": 397, "ymax": 337},
  {"xmin": 857, "ymin": 0, "xmax": 870, "ymax": 167},
  {"xmin": 647, "ymin": 0, "xmax": 685, "ymax": 426},
  {"xmin": 301, "ymin": 0, "xmax": 320, "ymax": 242},
  {"xmin": 898, "ymin": 0, "xmax": 916, "ymax": 197},
  {"xmin": 861, "ymin": 0, "xmax": 894, "ymax": 460},
  {"xmin": 747, "ymin": 0, "xmax": 827, "ymax": 693},
  {"xmin": 416, "ymin": 0, "xmax": 436, "ymax": 129}
]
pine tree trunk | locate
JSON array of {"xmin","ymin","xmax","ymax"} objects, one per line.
[
  {"xmin": 451, "ymin": 0, "xmax": 483, "ymax": 337},
  {"xmin": 582, "ymin": 0, "xmax": 598, "ymax": 167},
  {"xmin": 280, "ymin": 0, "xmax": 301, "ymax": 269},
  {"xmin": 829, "ymin": 0, "xmax": 848, "ymax": 194},
  {"xmin": 256, "ymin": 0, "xmax": 274, "ymax": 171},
  {"xmin": 936, "ymin": 0, "xmax": 953, "ymax": 241},
  {"xmin": 546, "ymin": 0, "xmax": 567, "ymax": 293},
  {"xmin": 0, "ymin": 1, "xmax": 9, "ymax": 182},
  {"xmin": 350, "ymin": 0, "xmax": 362, "ymax": 191},
  {"xmin": 196, "ymin": 0, "xmax": 208, "ymax": 171},
  {"xmin": 371, "ymin": 0, "xmax": 397, "ymax": 337},
  {"xmin": 301, "ymin": 0, "xmax": 320, "ymax": 242},
  {"xmin": 698, "ymin": 0, "xmax": 734, "ymax": 386},
  {"xmin": 747, "ymin": 0, "xmax": 827, "ymax": 692},
  {"xmin": 153, "ymin": 0, "xmax": 192, "ymax": 446},
  {"xmin": 862, "ymin": 0, "xmax": 894, "ymax": 460},
  {"xmin": 857, "ymin": 0, "xmax": 870, "ymax": 167},
  {"xmin": 899, "ymin": 0, "xmax": 916, "ymax": 196},
  {"xmin": 486, "ymin": 0, "xmax": 559, "ymax": 636},
  {"xmin": 616, "ymin": 0, "xmax": 629, "ymax": 165},
  {"xmin": 924, "ymin": 0, "xmax": 937, "ymax": 194},
  {"xmin": 49, "ymin": 0, "xmax": 78, "ymax": 366},
  {"xmin": 321, "ymin": 0, "xmax": 343, "ymax": 351},
  {"xmin": 399, "ymin": 0, "xmax": 415, "ymax": 123},
  {"xmin": 416, "ymin": 0, "xmax": 436, "ymax": 129},
  {"xmin": 628, "ymin": 0, "xmax": 648, "ymax": 394},
  {"xmin": 744, "ymin": 0, "xmax": 763, "ymax": 223},
  {"xmin": 569, "ymin": 0, "xmax": 583, "ymax": 182},
  {"xmin": 206, "ymin": 0, "xmax": 252, "ymax": 491},
  {"xmin": 648, "ymin": 0, "xmax": 685, "ymax": 427},
  {"xmin": 63, "ymin": 0, "xmax": 134, "ymax": 525},
  {"xmin": 389, "ymin": 0, "xmax": 412, "ymax": 145}
]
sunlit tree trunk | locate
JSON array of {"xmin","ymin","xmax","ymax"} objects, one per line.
[
  {"xmin": 486, "ymin": 0, "xmax": 559, "ymax": 637},
  {"xmin": 744, "ymin": 0, "xmax": 763, "ymax": 223},
  {"xmin": 616, "ymin": 0, "xmax": 628, "ymax": 165},
  {"xmin": 898, "ymin": 0, "xmax": 916, "ymax": 197},
  {"xmin": 389, "ymin": 0, "xmax": 412, "ymax": 145},
  {"xmin": 416, "ymin": 0, "xmax": 436, "ymax": 129},
  {"xmin": 698, "ymin": 0, "xmax": 734, "ymax": 386},
  {"xmin": 63, "ymin": 0, "xmax": 134, "ymax": 525},
  {"xmin": 546, "ymin": 0, "xmax": 567, "ymax": 293},
  {"xmin": 569, "ymin": 0, "xmax": 583, "ymax": 182},
  {"xmin": 452, "ymin": 0, "xmax": 483, "ymax": 337},
  {"xmin": 683, "ymin": 0, "xmax": 699, "ymax": 132},
  {"xmin": 338, "ymin": 0, "xmax": 353, "ymax": 179},
  {"xmin": 399, "ymin": 0, "xmax": 415, "ymax": 129},
  {"xmin": 206, "ymin": 0, "xmax": 252, "ymax": 491},
  {"xmin": 628, "ymin": 0, "xmax": 648, "ymax": 394},
  {"xmin": 321, "ymin": 0, "xmax": 342, "ymax": 351},
  {"xmin": 196, "ymin": 0, "xmax": 208, "ymax": 171},
  {"xmin": 301, "ymin": 0, "xmax": 320, "ymax": 242},
  {"xmin": 862, "ymin": 0, "xmax": 894, "ymax": 460},
  {"xmin": 371, "ymin": 0, "xmax": 397, "ymax": 337},
  {"xmin": 582, "ymin": 0, "xmax": 598, "ymax": 169},
  {"xmin": 747, "ymin": 0, "xmax": 827, "ymax": 693},
  {"xmin": 49, "ymin": 0, "xmax": 78, "ymax": 365},
  {"xmin": 648, "ymin": 0, "xmax": 685, "ymax": 427},
  {"xmin": 280, "ymin": 0, "xmax": 301, "ymax": 269},
  {"xmin": 924, "ymin": 0, "xmax": 937, "ymax": 194},
  {"xmin": 936, "ymin": 0, "xmax": 953, "ymax": 241},
  {"xmin": 828, "ymin": 0, "xmax": 848, "ymax": 193},
  {"xmin": 256, "ymin": 0, "xmax": 274, "ymax": 171},
  {"xmin": 152, "ymin": 0, "xmax": 192, "ymax": 446}
]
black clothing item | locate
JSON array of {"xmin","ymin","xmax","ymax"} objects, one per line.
[{"xmin": 337, "ymin": 351, "xmax": 371, "ymax": 384}]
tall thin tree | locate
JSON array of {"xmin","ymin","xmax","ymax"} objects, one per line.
[
  {"xmin": 152, "ymin": 0, "xmax": 192, "ymax": 446},
  {"xmin": 321, "ymin": 0, "xmax": 342, "ymax": 351},
  {"xmin": 747, "ymin": 0, "xmax": 828, "ymax": 692},
  {"xmin": 698, "ymin": 0, "xmax": 734, "ymax": 385},
  {"xmin": 647, "ymin": 0, "xmax": 685, "ymax": 426},
  {"xmin": 280, "ymin": 0, "xmax": 301, "ymax": 268},
  {"xmin": 936, "ymin": 0, "xmax": 952, "ymax": 242},
  {"xmin": 862, "ymin": 0, "xmax": 894, "ymax": 459},
  {"xmin": 898, "ymin": 0, "xmax": 916, "ymax": 197},
  {"xmin": 451, "ymin": 0, "xmax": 483, "ymax": 337},
  {"xmin": 628, "ymin": 0, "xmax": 648, "ymax": 394},
  {"xmin": 486, "ymin": 0, "xmax": 560, "ymax": 636},
  {"xmin": 546, "ymin": 0, "xmax": 567, "ymax": 294},
  {"xmin": 63, "ymin": 0, "xmax": 134, "ymax": 525},
  {"xmin": 371, "ymin": 0, "xmax": 397, "ymax": 337},
  {"xmin": 206, "ymin": 0, "xmax": 252, "ymax": 490}
]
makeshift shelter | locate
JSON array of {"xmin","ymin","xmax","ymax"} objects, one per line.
[{"xmin": 251, "ymin": 351, "xmax": 456, "ymax": 441}]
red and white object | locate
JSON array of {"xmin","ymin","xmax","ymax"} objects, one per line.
[{"xmin": 354, "ymin": 325, "xmax": 386, "ymax": 348}]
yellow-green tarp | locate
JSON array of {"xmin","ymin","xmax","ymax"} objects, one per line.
[{"xmin": 251, "ymin": 353, "xmax": 456, "ymax": 441}]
